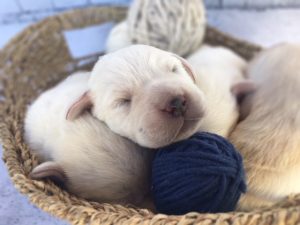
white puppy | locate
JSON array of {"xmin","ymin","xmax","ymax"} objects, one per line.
[
  {"xmin": 67, "ymin": 45, "xmax": 253, "ymax": 148},
  {"xmin": 187, "ymin": 45, "xmax": 253, "ymax": 137},
  {"xmin": 230, "ymin": 44, "xmax": 300, "ymax": 210},
  {"xmin": 25, "ymin": 72, "xmax": 153, "ymax": 206}
]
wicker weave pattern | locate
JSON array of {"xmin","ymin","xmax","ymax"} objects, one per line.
[{"xmin": 2, "ymin": 6, "xmax": 299, "ymax": 225}]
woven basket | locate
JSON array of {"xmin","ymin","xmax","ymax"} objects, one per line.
[{"xmin": 2, "ymin": 6, "xmax": 299, "ymax": 225}]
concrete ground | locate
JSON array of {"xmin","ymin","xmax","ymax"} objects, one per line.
[{"xmin": 1, "ymin": 8, "xmax": 300, "ymax": 225}]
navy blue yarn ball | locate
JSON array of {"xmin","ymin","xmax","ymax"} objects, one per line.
[{"xmin": 152, "ymin": 132, "xmax": 246, "ymax": 215}]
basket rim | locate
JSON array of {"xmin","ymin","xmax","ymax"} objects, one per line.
[{"xmin": 1, "ymin": 5, "xmax": 299, "ymax": 225}]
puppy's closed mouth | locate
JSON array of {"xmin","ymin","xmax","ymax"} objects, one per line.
[{"xmin": 168, "ymin": 115, "xmax": 204, "ymax": 145}]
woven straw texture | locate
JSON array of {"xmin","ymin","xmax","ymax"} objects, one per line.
[{"xmin": 2, "ymin": 6, "xmax": 299, "ymax": 225}]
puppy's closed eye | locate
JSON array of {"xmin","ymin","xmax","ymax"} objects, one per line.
[
  {"xmin": 116, "ymin": 97, "xmax": 132, "ymax": 108},
  {"xmin": 171, "ymin": 65, "xmax": 178, "ymax": 73}
]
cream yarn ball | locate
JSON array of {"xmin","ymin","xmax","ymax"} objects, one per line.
[{"xmin": 127, "ymin": 0, "xmax": 206, "ymax": 56}]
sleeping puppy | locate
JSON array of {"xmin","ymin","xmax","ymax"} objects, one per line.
[
  {"xmin": 187, "ymin": 45, "xmax": 253, "ymax": 137},
  {"xmin": 25, "ymin": 72, "xmax": 153, "ymax": 207},
  {"xmin": 230, "ymin": 43, "xmax": 300, "ymax": 210},
  {"xmin": 67, "ymin": 45, "xmax": 253, "ymax": 148}
]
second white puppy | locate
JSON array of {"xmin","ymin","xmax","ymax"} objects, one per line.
[
  {"xmin": 187, "ymin": 45, "xmax": 254, "ymax": 137},
  {"xmin": 230, "ymin": 44, "xmax": 300, "ymax": 210},
  {"xmin": 25, "ymin": 72, "xmax": 153, "ymax": 206}
]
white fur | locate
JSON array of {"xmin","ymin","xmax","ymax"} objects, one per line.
[
  {"xmin": 83, "ymin": 45, "xmax": 249, "ymax": 148},
  {"xmin": 187, "ymin": 45, "xmax": 248, "ymax": 137},
  {"xmin": 89, "ymin": 45, "xmax": 206, "ymax": 148},
  {"xmin": 106, "ymin": 21, "xmax": 132, "ymax": 53},
  {"xmin": 24, "ymin": 72, "xmax": 153, "ymax": 206},
  {"xmin": 230, "ymin": 44, "xmax": 300, "ymax": 210}
]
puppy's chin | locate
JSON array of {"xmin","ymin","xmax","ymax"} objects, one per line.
[
  {"xmin": 135, "ymin": 118, "xmax": 202, "ymax": 149},
  {"xmin": 174, "ymin": 119, "xmax": 202, "ymax": 141},
  {"xmin": 134, "ymin": 127, "xmax": 181, "ymax": 149}
]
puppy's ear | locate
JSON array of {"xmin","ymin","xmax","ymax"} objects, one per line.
[
  {"xmin": 173, "ymin": 55, "xmax": 196, "ymax": 83},
  {"xmin": 66, "ymin": 91, "xmax": 93, "ymax": 120},
  {"xmin": 231, "ymin": 80, "xmax": 256, "ymax": 100},
  {"xmin": 30, "ymin": 161, "xmax": 67, "ymax": 185},
  {"xmin": 239, "ymin": 95, "xmax": 254, "ymax": 122},
  {"xmin": 231, "ymin": 80, "xmax": 256, "ymax": 121}
]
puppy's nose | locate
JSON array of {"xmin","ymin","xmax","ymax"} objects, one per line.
[{"xmin": 164, "ymin": 96, "xmax": 187, "ymax": 117}]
